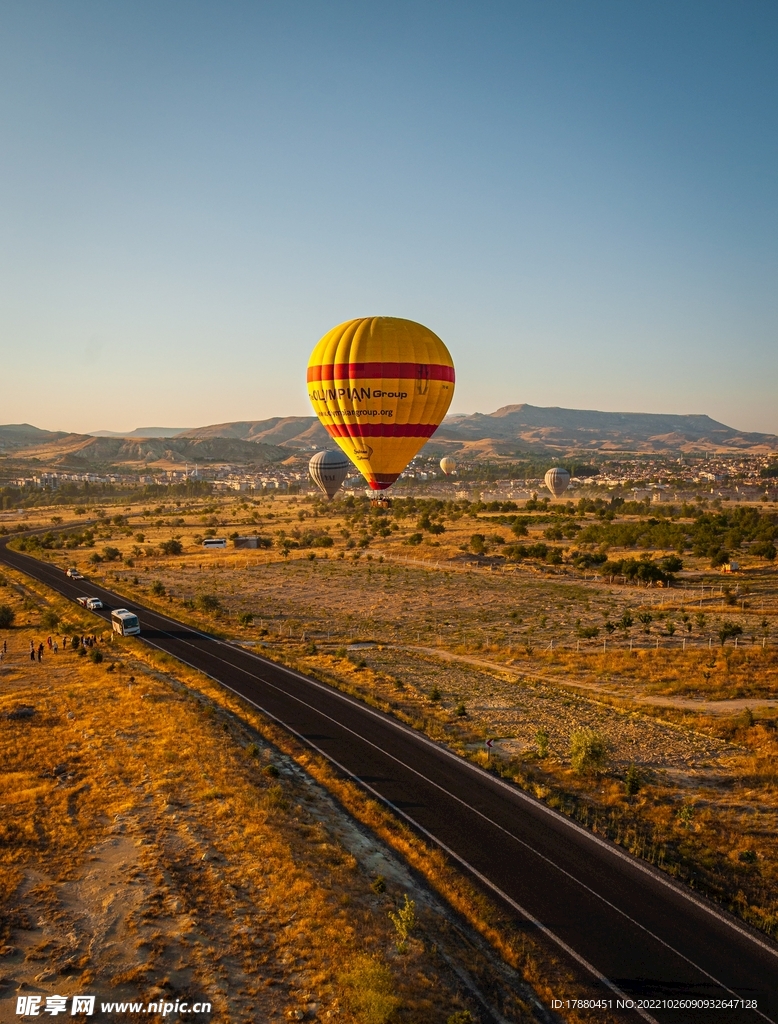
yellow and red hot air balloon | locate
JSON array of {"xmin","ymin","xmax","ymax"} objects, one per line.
[{"xmin": 307, "ymin": 317, "xmax": 455, "ymax": 491}]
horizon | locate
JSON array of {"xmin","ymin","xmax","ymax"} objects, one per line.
[{"xmin": 1, "ymin": 2, "xmax": 776, "ymax": 434}]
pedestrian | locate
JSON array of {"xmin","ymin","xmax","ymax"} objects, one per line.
[
  {"xmin": 47, "ymin": 636, "xmax": 52, "ymax": 649},
  {"xmin": 2, "ymin": 639, "xmax": 6, "ymax": 654},
  {"xmin": 53, "ymin": 641, "xmax": 58, "ymax": 654},
  {"xmin": 30, "ymin": 647, "xmax": 35, "ymax": 662},
  {"xmin": 37, "ymin": 643, "xmax": 43, "ymax": 662}
]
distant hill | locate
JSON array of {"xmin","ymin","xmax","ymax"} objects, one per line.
[
  {"xmin": 88, "ymin": 427, "xmax": 191, "ymax": 439},
  {"xmin": 5, "ymin": 405, "xmax": 776, "ymax": 470},
  {"xmin": 432, "ymin": 405, "xmax": 778, "ymax": 455},
  {"xmin": 9, "ymin": 433, "xmax": 287, "ymax": 470},
  {"xmin": 0, "ymin": 423, "xmax": 69, "ymax": 452},
  {"xmin": 181, "ymin": 417, "xmax": 330, "ymax": 448},
  {"xmin": 181, "ymin": 406, "xmax": 778, "ymax": 456}
]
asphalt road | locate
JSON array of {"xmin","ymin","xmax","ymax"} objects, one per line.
[{"xmin": 3, "ymin": 538, "xmax": 777, "ymax": 1024}]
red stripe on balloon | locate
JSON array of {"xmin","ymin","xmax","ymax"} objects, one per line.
[
  {"xmin": 307, "ymin": 363, "xmax": 455, "ymax": 383},
  {"xmin": 323, "ymin": 423, "xmax": 439, "ymax": 438}
]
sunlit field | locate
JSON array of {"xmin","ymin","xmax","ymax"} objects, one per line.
[{"xmin": 4, "ymin": 490, "xmax": 778, "ymax": 944}]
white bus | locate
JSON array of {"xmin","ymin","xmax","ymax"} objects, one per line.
[
  {"xmin": 111, "ymin": 609, "xmax": 141, "ymax": 636},
  {"xmin": 202, "ymin": 538, "xmax": 227, "ymax": 549}
]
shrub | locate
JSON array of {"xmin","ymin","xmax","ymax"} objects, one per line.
[
  {"xmin": 197, "ymin": 594, "xmax": 221, "ymax": 614},
  {"xmin": 625, "ymin": 763, "xmax": 642, "ymax": 796},
  {"xmin": 429, "ymin": 685, "xmax": 441, "ymax": 702},
  {"xmin": 89, "ymin": 648, "xmax": 103, "ymax": 664},
  {"xmin": 160, "ymin": 538, "xmax": 183, "ymax": 556},
  {"xmin": 151, "ymin": 581, "xmax": 166, "ymax": 597},
  {"xmin": 388, "ymin": 894, "xmax": 416, "ymax": 948},
  {"xmin": 0, "ymin": 605, "xmax": 15, "ymax": 629},
  {"xmin": 238, "ymin": 612, "xmax": 254, "ymax": 627},
  {"xmin": 535, "ymin": 728, "xmax": 549, "ymax": 758},
  {"xmin": 407, "ymin": 533, "xmax": 423, "ymax": 546},
  {"xmin": 338, "ymin": 954, "xmax": 400, "ymax": 1024},
  {"xmin": 370, "ymin": 875, "xmax": 386, "ymax": 895},
  {"xmin": 102, "ymin": 546, "xmax": 121, "ymax": 562},
  {"xmin": 578, "ymin": 625, "xmax": 599, "ymax": 639},
  {"xmin": 570, "ymin": 729, "xmax": 609, "ymax": 775},
  {"xmin": 41, "ymin": 609, "xmax": 60, "ymax": 630}
]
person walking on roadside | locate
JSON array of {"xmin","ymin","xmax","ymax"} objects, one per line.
[
  {"xmin": 53, "ymin": 640, "xmax": 58, "ymax": 654},
  {"xmin": 37, "ymin": 643, "xmax": 44, "ymax": 662},
  {"xmin": 47, "ymin": 636, "xmax": 52, "ymax": 650},
  {"xmin": 30, "ymin": 646, "xmax": 36, "ymax": 662}
]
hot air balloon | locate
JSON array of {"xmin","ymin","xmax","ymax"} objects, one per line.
[
  {"xmin": 544, "ymin": 467, "xmax": 571, "ymax": 498},
  {"xmin": 309, "ymin": 449, "xmax": 350, "ymax": 500},
  {"xmin": 307, "ymin": 317, "xmax": 455, "ymax": 490},
  {"xmin": 440, "ymin": 457, "xmax": 457, "ymax": 476}
]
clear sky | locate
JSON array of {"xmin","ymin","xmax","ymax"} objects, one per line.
[{"xmin": 1, "ymin": 1, "xmax": 776, "ymax": 435}]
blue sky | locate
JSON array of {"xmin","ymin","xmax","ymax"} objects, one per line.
[{"xmin": 1, "ymin": 1, "xmax": 776, "ymax": 434}]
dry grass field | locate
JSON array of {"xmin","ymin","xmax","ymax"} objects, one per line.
[
  {"xmin": 0, "ymin": 571, "xmax": 551, "ymax": 1024},
  {"xmin": 3, "ymin": 489, "xmax": 778, "ymax": 1011}
]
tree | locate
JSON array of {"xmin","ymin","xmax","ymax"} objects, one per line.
[
  {"xmin": 160, "ymin": 539, "xmax": 183, "ymax": 556},
  {"xmin": 469, "ymin": 533, "xmax": 486, "ymax": 554},
  {"xmin": 0, "ymin": 605, "xmax": 15, "ymax": 629},
  {"xmin": 718, "ymin": 620, "xmax": 743, "ymax": 646},
  {"xmin": 752, "ymin": 541, "xmax": 777, "ymax": 561}
]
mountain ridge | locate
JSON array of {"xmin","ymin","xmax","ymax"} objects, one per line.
[{"xmin": 2, "ymin": 404, "xmax": 776, "ymax": 467}]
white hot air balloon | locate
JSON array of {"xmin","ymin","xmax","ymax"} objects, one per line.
[
  {"xmin": 440, "ymin": 456, "xmax": 457, "ymax": 476},
  {"xmin": 309, "ymin": 449, "xmax": 351, "ymax": 500},
  {"xmin": 544, "ymin": 467, "xmax": 571, "ymax": 498}
]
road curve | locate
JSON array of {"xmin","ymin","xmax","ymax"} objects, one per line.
[{"xmin": 2, "ymin": 539, "xmax": 777, "ymax": 1024}]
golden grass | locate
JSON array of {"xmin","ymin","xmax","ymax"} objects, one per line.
[{"xmin": 0, "ymin": 574, "xmax": 548, "ymax": 1024}]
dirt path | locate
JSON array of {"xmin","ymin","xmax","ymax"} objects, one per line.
[{"xmin": 398, "ymin": 645, "xmax": 778, "ymax": 714}]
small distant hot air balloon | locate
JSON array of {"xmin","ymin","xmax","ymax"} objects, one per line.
[
  {"xmin": 309, "ymin": 449, "xmax": 350, "ymax": 500},
  {"xmin": 440, "ymin": 457, "xmax": 457, "ymax": 476},
  {"xmin": 544, "ymin": 467, "xmax": 571, "ymax": 498},
  {"xmin": 307, "ymin": 317, "xmax": 455, "ymax": 490}
]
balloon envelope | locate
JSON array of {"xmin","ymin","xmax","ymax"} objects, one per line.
[
  {"xmin": 309, "ymin": 449, "xmax": 350, "ymax": 500},
  {"xmin": 544, "ymin": 467, "xmax": 571, "ymax": 498},
  {"xmin": 440, "ymin": 457, "xmax": 457, "ymax": 476},
  {"xmin": 307, "ymin": 317, "xmax": 455, "ymax": 490}
]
